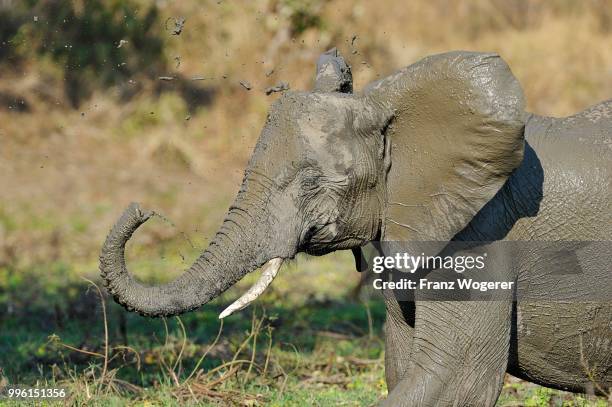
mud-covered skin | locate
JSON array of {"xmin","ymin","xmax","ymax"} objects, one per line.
[
  {"xmin": 359, "ymin": 54, "xmax": 610, "ymax": 404},
  {"xmin": 100, "ymin": 50, "xmax": 391, "ymax": 316},
  {"xmin": 377, "ymin": 101, "xmax": 611, "ymax": 405},
  {"xmin": 101, "ymin": 50, "xmax": 611, "ymax": 404},
  {"xmin": 507, "ymin": 108, "xmax": 611, "ymax": 393}
]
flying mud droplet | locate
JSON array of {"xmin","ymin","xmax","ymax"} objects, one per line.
[
  {"xmin": 239, "ymin": 80, "xmax": 252, "ymax": 91},
  {"xmin": 166, "ymin": 17, "xmax": 186, "ymax": 36},
  {"xmin": 349, "ymin": 35, "xmax": 359, "ymax": 54},
  {"xmin": 265, "ymin": 81, "xmax": 290, "ymax": 95}
]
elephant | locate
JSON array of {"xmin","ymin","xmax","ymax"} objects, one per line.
[{"xmin": 100, "ymin": 48, "xmax": 612, "ymax": 405}]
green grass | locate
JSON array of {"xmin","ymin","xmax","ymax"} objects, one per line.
[
  {"xmin": 0, "ymin": 253, "xmax": 608, "ymax": 406},
  {"xmin": 1, "ymin": 252, "xmax": 387, "ymax": 405}
]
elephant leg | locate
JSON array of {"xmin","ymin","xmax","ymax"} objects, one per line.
[
  {"xmin": 382, "ymin": 301, "xmax": 512, "ymax": 407},
  {"xmin": 383, "ymin": 293, "xmax": 415, "ymax": 391}
]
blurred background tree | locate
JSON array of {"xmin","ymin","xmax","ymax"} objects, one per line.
[{"xmin": 0, "ymin": 0, "xmax": 165, "ymax": 106}]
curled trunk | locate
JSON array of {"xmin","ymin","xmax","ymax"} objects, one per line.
[{"xmin": 100, "ymin": 197, "xmax": 276, "ymax": 317}]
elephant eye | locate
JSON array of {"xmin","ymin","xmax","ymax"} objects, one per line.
[
  {"xmin": 303, "ymin": 177, "xmax": 321, "ymax": 191},
  {"xmin": 299, "ymin": 169, "xmax": 325, "ymax": 197}
]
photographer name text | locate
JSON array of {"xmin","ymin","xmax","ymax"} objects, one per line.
[{"xmin": 371, "ymin": 252, "xmax": 515, "ymax": 292}]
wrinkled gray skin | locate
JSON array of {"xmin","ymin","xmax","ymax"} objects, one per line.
[{"xmin": 100, "ymin": 49, "xmax": 611, "ymax": 405}]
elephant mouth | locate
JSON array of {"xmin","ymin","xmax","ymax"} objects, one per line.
[{"xmin": 218, "ymin": 257, "xmax": 284, "ymax": 319}]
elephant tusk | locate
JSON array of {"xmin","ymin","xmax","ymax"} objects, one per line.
[{"xmin": 218, "ymin": 258, "xmax": 283, "ymax": 319}]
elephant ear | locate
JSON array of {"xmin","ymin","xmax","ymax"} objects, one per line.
[
  {"xmin": 313, "ymin": 48, "xmax": 353, "ymax": 93},
  {"xmin": 365, "ymin": 51, "xmax": 525, "ymax": 241}
]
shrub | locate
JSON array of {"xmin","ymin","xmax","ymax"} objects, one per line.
[{"xmin": 0, "ymin": 0, "xmax": 166, "ymax": 106}]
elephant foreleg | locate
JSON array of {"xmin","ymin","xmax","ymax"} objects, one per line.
[
  {"xmin": 382, "ymin": 301, "xmax": 512, "ymax": 407},
  {"xmin": 383, "ymin": 293, "xmax": 415, "ymax": 390}
]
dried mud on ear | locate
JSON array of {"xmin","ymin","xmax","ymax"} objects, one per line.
[
  {"xmin": 314, "ymin": 48, "xmax": 353, "ymax": 93},
  {"xmin": 369, "ymin": 52, "xmax": 526, "ymax": 242}
]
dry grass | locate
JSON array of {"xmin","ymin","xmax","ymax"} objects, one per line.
[
  {"xmin": 41, "ymin": 280, "xmax": 385, "ymax": 405},
  {"xmin": 2, "ymin": 0, "xmax": 611, "ymax": 280}
]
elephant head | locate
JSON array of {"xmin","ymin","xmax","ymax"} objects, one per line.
[{"xmin": 100, "ymin": 49, "xmax": 525, "ymax": 318}]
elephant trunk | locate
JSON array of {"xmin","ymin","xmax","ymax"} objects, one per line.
[{"xmin": 100, "ymin": 181, "xmax": 290, "ymax": 317}]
